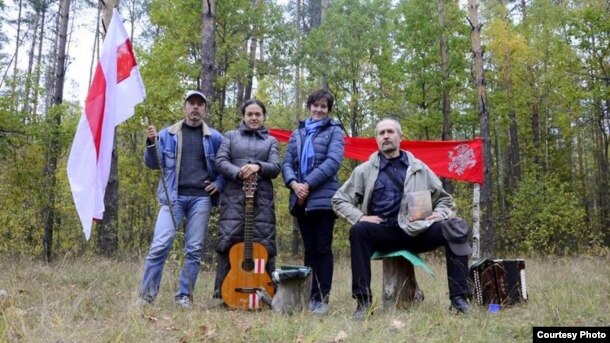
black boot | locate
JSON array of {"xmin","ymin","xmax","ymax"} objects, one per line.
[
  {"xmin": 353, "ymin": 297, "xmax": 373, "ymax": 320},
  {"xmin": 449, "ymin": 295, "xmax": 471, "ymax": 314}
]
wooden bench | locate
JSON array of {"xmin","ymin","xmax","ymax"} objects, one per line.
[{"xmin": 371, "ymin": 250, "xmax": 433, "ymax": 310}]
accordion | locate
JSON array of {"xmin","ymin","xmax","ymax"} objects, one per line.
[{"xmin": 469, "ymin": 259, "xmax": 528, "ymax": 306}]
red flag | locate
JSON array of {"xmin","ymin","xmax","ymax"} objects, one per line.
[
  {"xmin": 269, "ymin": 129, "xmax": 483, "ymax": 184},
  {"xmin": 67, "ymin": 9, "xmax": 146, "ymax": 240}
]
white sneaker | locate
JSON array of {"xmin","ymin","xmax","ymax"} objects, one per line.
[
  {"xmin": 176, "ymin": 296, "xmax": 191, "ymax": 308},
  {"xmin": 135, "ymin": 297, "xmax": 153, "ymax": 307},
  {"xmin": 309, "ymin": 300, "xmax": 329, "ymax": 316}
]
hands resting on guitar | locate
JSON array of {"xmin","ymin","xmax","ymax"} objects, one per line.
[{"xmin": 239, "ymin": 163, "xmax": 261, "ymax": 180}]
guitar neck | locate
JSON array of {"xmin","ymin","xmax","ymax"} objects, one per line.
[{"xmin": 244, "ymin": 197, "xmax": 254, "ymax": 261}]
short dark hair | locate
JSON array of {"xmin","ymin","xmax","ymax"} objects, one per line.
[
  {"xmin": 306, "ymin": 89, "xmax": 334, "ymax": 112},
  {"xmin": 241, "ymin": 99, "xmax": 267, "ymax": 116}
]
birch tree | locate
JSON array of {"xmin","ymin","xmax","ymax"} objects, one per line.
[{"xmin": 467, "ymin": 0, "xmax": 493, "ymax": 257}]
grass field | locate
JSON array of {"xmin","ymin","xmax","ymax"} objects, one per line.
[{"xmin": 0, "ymin": 255, "xmax": 608, "ymax": 342}]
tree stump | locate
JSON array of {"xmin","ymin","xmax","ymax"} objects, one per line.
[{"xmin": 382, "ymin": 256, "xmax": 424, "ymax": 310}]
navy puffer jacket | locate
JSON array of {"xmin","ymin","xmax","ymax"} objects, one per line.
[{"xmin": 281, "ymin": 116, "xmax": 344, "ymax": 215}]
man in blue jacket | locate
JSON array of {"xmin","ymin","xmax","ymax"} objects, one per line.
[{"xmin": 137, "ymin": 90, "xmax": 225, "ymax": 308}]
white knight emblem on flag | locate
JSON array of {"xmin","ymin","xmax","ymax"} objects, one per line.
[{"xmin": 448, "ymin": 144, "xmax": 476, "ymax": 176}]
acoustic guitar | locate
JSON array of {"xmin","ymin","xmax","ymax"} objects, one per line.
[{"xmin": 221, "ymin": 175, "xmax": 275, "ymax": 309}]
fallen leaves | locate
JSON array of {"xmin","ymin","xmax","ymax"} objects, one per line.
[
  {"xmin": 144, "ymin": 314, "xmax": 158, "ymax": 322},
  {"xmin": 199, "ymin": 324, "xmax": 216, "ymax": 339},
  {"xmin": 333, "ymin": 330, "xmax": 348, "ymax": 342},
  {"xmin": 391, "ymin": 319, "xmax": 405, "ymax": 331}
]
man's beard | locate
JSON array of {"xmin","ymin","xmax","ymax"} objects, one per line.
[{"xmin": 381, "ymin": 142, "xmax": 397, "ymax": 153}]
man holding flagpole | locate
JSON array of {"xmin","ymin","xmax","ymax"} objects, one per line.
[{"xmin": 138, "ymin": 90, "xmax": 225, "ymax": 308}]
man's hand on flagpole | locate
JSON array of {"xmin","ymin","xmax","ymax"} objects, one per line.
[{"xmin": 147, "ymin": 125, "xmax": 158, "ymax": 142}]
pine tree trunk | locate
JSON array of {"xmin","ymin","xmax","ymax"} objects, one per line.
[
  {"xmin": 292, "ymin": 0, "xmax": 302, "ymax": 256},
  {"xmin": 501, "ymin": 5, "xmax": 521, "ymax": 189},
  {"xmin": 89, "ymin": 6, "xmax": 101, "ymax": 88},
  {"xmin": 438, "ymin": 0, "xmax": 453, "ymax": 194},
  {"xmin": 350, "ymin": 80, "xmax": 360, "ymax": 138},
  {"xmin": 244, "ymin": 0, "xmax": 259, "ymax": 100},
  {"xmin": 596, "ymin": 100, "xmax": 610, "ymax": 245},
  {"xmin": 236, "ymin": 39, "xmax": 248, "ymax": 112},
  {"xmin": 295, "ymin": 0, "xmax": 301, "ymax": 124},
  {"xmin": 531, "ymin": 98, "xmax": 541, "ymax": 166},
  {"xmin": 508, "ymin": 109, "xmax": 521, "ymax": 185},
  {"xmin": 520, "ymin": 0, "xmax": 543, "ymax": 169},
  {"xmin": 32, "ymin": 7, "xmax": 46, "ymax": 116},
  {"xmin": 12, "ymin": 0, "xmax": 23, "ymax": 82},
  {"xmin": 200, "ymin": 0, "xmax": 219, "ymax": 264},
  {"xmin": 42, "ymin": 0, "xmax": 71, "ymax": 262},
  {"xmin": 201, "ymin": 0, "xmax": 217, "ymax": 110},
  {"xmin": 97, "ymin": 0, "xmax": 119, "ymax": 257},
  {"xmin": 309, "ymin": 0, "xmax": 322, "ymax": 29},
  {"xmin": 244, "ymin": 37, "xmax": 256, "ymax": 100},
  {"xmin": 23, "ymin": 6, "xmax": 39, "ymax": 116},
  {"xmin": 320, "ymin": 0, "xmax": 329, "ymax": 90}
]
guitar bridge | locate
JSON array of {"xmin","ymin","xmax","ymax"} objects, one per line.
[{"xmin": 234, "ymin": 287, "xmax": 261, "ymax": 294}]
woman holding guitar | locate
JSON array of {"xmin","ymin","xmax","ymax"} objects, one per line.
[
  {"xmin": 213, "ymin": 99, "xmax": 281, "ymax": 309},
  {"xmin": 281, "ymin": 90, "xmax": 345, "ymax": 315}
]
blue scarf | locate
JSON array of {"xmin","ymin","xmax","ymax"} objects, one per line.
[{"xmin": 300, "ymin": 118, "xmax": 326, "ymax": 178}]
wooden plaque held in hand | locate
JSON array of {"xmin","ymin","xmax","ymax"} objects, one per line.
[{"xmin": 406, "ymin": 191, "xmax": 432, "ymax": 220}]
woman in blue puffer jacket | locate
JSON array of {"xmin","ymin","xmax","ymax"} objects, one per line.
[{"xmin": 281, "ymin": 89, "xmax": 344, "ymax": 315}]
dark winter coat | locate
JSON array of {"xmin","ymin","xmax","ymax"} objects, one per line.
[
  {"xmin": 281, "ymin": 116, "xmax": 344, "ymax": 215},
  {"xmin": 215, "ymin": 123, "xmax": 280, "ymax": 256}
]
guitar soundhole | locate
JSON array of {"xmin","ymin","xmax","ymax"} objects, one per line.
[{"xmin": 242, "ymin": 259, "xmax": 255, "ymax": 272}]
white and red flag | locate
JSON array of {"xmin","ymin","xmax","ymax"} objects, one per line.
[{"xmin": 67, "ymin": 9, "xmax": 146, "ymax": 240}]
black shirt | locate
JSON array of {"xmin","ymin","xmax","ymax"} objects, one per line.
[
  {"xmin": 178, "ymin": 123, "xmax": 209, "ymax": 196},
  {"xmin": 369, "ymin": 151, "xmax": 409, "ymax": 226}
]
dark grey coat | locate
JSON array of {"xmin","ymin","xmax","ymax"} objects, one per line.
[{"xmin": 215, "ymin": 123, "xmax": 281, "ymax": 256}]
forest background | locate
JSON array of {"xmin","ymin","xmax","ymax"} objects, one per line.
[{"xmin": 0, "ymin": 0, "xmax": 609, "ymax": 262}]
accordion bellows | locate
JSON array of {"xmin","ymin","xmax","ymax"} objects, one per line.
[{"xmin": 469, "ymin": 259, "xmax": 528, "ymax": 306}]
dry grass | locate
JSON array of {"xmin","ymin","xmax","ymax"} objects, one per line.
[{"xmin": 0, "ymin": 255, "xmax": 608, "ymax": 342}]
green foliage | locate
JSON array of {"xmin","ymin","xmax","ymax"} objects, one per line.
[
  {"xmin": 0, "ymin": 92, "xmax": 25, "ymax": 156},
  {"xmin": 2, "ymin": 0, "xmax": 610, "ymax": 258},
  {"xmin": 138, "ymin": 0, "xmax": 201, "ymax": 126},
  {"xmin": 392, "ymin": 0, "xmax": 471, "ymax": 140},
  {"xmin": 501, "ymin": 172, "xmax": 599, "ymax": 255}
]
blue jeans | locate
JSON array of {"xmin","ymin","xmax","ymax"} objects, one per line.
[{"xmin": 140, "ymin": 195, "xmax": 212, "ymax": 301}]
